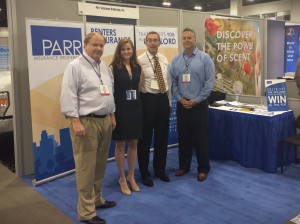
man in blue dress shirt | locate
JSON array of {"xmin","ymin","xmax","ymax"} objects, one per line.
[{"xmin": 170, "ymin": 28, "xmax": 215, "ymax": 181}]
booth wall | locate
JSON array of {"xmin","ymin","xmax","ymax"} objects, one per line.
[
  {"xmin": 266, "ymin": 20, "xmax": 285, "ymax": 79},
  {"xmin": 138, "ymin": 7, "xmax": 179, "ymax": 27},
  {"xmin": 8, "ymin": 0, "xmax": 300, "ymax": 176},
  {"xmin": 181, "ymin": 11, "xmax": 211, "ymax": 51},
  {"xmin": 8, "ymin": 0, "xmax": 82, "ymax": 176}
]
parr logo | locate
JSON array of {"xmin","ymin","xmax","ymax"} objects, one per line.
[{"xmin": 31, "ymin": 26, "xmax": 82, "ymax": 56}]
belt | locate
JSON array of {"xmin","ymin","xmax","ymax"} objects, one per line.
[
  {"xmin": 80, "ymin": 114, "xmax": 107, "ymax": 119},
  {"xmin": 142, "ymin": 92, "xmax": 166, "ymax": 96}
]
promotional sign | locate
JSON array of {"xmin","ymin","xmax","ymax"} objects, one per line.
[
  {"xmin": 26, "ymin": 19, "xmax": 84, "ymax": 182},
  {"xmin": 205, "ymin": 18, "xmax": 261, "ymax": 96},
  {"xmin": 78, "ymin": 2, "xmax": 139, "ymax": 19},
  {"xmin": 284, "ymin": 25, "xmax": 300, "ymax": 75},
  {"xmin": 85, "ymin": 23, "xmax": 134, "ymax": 65},
  {"xmin": 265, "ymin": 79, "xmax": 288, "ymax": 112},
  {"xmin": 135, "ymin": 26, "xmax": 178, "ymax": 61},
  {"xmin": 0, "ymin": 45, "xmax": 10, "ymax": 71},
  {"xmin": 135, "ymin": 26, "xmax": 178, "ymax": 145}
]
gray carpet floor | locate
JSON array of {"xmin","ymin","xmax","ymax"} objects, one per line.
[{"xmin": 0, "ymin": 163, "xmax": 74, "ymax": 224}]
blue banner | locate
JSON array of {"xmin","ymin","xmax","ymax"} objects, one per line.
[
  {"xmin": 284, "ymin": 26, "xmax": 299, "ymax": 73},
  {"xmin": 31, "ymin": 25, "xmax": 82, "ymax": 56}
]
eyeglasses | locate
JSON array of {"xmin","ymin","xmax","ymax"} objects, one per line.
[{"xmin": 146, "ymin": 39, "xmax": 159, "ymax": 43}]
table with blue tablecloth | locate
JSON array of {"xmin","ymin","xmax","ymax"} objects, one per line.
[{"xmin": 209, "ymin": 107, "xmax": 295, "ymax": 173}]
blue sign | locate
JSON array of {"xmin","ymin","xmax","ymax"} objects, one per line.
[
  {"xmin": 30, "ymin": 26, "xmax": 82, "ymax": 56},
  {"xmin": 265, "ymin": 79, "xmax": 288, "ymax": 112},
  {"xmin": 0, "ymin": 46, "xmax": 10, "ymax": 71},
  {"xmin": 284, "ymin": 26, "xmax": 299, "ymax": 73}
]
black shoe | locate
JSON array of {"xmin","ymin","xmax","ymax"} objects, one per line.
[
  {"xmin": 141, "ymin": 176, "xmax": 154, "ymax": 187},
  {"xmin": 155, "ymin": 173, "xmax": 170, "ymax": 182},
  {"xmin": 96, "ymin": 200, "xmax": 116, "ymax": 209},
  {"xmin": 83, "ymin": 216, "xmax": 106, "ymax": 224}
]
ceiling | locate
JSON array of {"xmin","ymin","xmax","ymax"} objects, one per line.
[
  {"xmin": 0, "ymin": 0, "xmax": 281, "ymax": 27},
  {"xmin": 102, "ymin": 0, "xmax": 280, "ymax": 12}
]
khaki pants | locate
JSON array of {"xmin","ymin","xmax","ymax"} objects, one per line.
[{"xmin": 69, "ymin": 116, "xmax": 112, "ymax": 221}]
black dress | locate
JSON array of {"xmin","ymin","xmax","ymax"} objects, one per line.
[{"xmin": 112, "ymin": 64, "xmax": 143, "ymax": 140}]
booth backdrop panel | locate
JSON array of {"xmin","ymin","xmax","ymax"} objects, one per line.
[
  {"xmin": 26, "ymin": 19, "xmax": 85, "ymax": 182},
  {"xmin": 12, "ymin": 0, "xmax": 83, "ymax": 176},
  {"xmin": 182, "ymin": 12, "xmax": 209, "ymax": 50},
  {"xmin": 209, "ymin": 108, "xmax": 295, "ymax": 173},
  {"xmin": 138, "ymin": 7, "xmax": 179, "ymax": 27},
  {"xmin": 267, "ymin": 20, "xmax": 285, "ymax": 79}
]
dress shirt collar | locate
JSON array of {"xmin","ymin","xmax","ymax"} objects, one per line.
[
  {"xmin": 183, "ymin": 47, "xmax": 198, "ymax": 57},
  {"xmin": 146, "ymin": 51, "xmax": 158, "ymax": 60}
]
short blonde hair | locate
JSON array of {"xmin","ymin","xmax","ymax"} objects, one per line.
[{"xmin": 84, "ymin": 32, "xmax": 106, "ymax": 46}]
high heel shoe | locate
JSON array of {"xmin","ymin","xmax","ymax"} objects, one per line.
[
  {"xmin": 127, "ymin": 178, "xmax": 140, "ymax": 192},
  {"xmin": 119, "ymin": 179, "xmax": 131, "ymax": 195}
]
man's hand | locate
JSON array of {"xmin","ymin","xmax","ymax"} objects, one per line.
[
  {"xmin": 179, "ymin": 98, "xmax": 197, "ymax": 109},
  {"xmin": 69, "ymin": 117, "xmax": 85, "ymax": 137}
]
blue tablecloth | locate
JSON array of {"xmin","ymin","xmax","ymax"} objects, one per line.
[{"xmin": 209, "ymin": 108, "xmax": 295, "ymax": 173}]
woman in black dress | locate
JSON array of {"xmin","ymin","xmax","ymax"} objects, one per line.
[{"xmin": 110, "ymin": 38, "xmax": 142, "ymax": 195}]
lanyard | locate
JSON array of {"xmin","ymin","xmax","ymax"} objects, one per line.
[
  {"xmin": 146, "ymin": 52, "xmax": 157, "ymax": 74},
  {"xmin": 82, "ymin": 54, "xmax": 104, "ymax": 85},
  {"xmin": 182, "ymin": 50, "xmax": 197, "ymax": 72}
]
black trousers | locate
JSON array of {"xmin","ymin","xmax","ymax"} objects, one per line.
[
  {"xmin": 177, "ymin": 100, "xmax": 210, "ymax": 174},
  {"xmin": 137, "ymin": 92, "xmax": 170, "ymax": 178}
]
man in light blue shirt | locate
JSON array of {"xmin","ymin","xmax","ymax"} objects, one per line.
[{"xmin": 170, "ymin": 28, "xmax": 215, "ymax": 182}]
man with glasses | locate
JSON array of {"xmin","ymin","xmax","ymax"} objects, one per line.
[{"xmin": 137, "ymin": 31, "xmax": 172, "ymax": 187}]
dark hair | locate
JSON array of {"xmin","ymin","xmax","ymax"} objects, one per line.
[
  {"xmin": 111, "ymin": 38, "xmax": 139, "ymax": 70},
  {"xmin": 146, "ymin": 31, "xmax": 161, "ymax": 41},
  {"xmin": 182, "ymin": 28, "xmax": 196, "ymax": 38},
  {"xmin": 84, "ymin": 32, "xmax": 106, "ymax": 46}
]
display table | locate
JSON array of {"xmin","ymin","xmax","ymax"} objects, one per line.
[{"xmin": 208, "ymin": 106, "xmax": 295, "ymax": 173}]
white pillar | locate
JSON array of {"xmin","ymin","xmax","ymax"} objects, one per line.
[{"xmin": 230, "ymin": 0, "xmax": 242, "ymax": 16}]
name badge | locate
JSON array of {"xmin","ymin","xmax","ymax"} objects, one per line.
[
  {"xmin": 150, "ymin": 79, "xmax": 159, "ymax": 90},
  {"xmin": 99, "ymin": 85, "xmax": 110, "ymax": 95},
  {"xmin": 182, "ymin": 74, "xmax": 191, "ymax": 83},
  {"xmin": 126, "ymin": 90, "xmax": 137, "ymax": 100}
]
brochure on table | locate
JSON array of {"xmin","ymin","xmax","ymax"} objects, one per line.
[{"xmin": 210, "ymin": 100, "xmax": 288, "ymax": 117}]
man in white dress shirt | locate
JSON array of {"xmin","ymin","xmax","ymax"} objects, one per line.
[
  {"xmin": 60, "ymin": 32, "xmax": 116, "ymax": 224},
  {"xmin": 137, "ymin": 31, "xmax": 172, "ymax": 187}
]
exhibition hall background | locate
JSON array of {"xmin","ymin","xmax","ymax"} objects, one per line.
[{"xmin": 6, "ymin": 0, "xmax": 300, "ymax": 178}]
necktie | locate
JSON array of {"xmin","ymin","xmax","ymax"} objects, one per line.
[{"xmin": 153, "ymin": 56, "xmax": 166, "ymax": 93}]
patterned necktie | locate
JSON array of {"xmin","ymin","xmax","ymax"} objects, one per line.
[{"xmin": 153, "ymin": 56, "xmax": 166, "ymax": 93}]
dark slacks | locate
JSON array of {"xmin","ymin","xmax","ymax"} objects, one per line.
[
  {"xmin": 177, "ymin": 100, "xmax": 210, "ymax": 174},
  {"xmin": 138, "ymin": 92, "xmax": 170, "ymax": 178}
]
